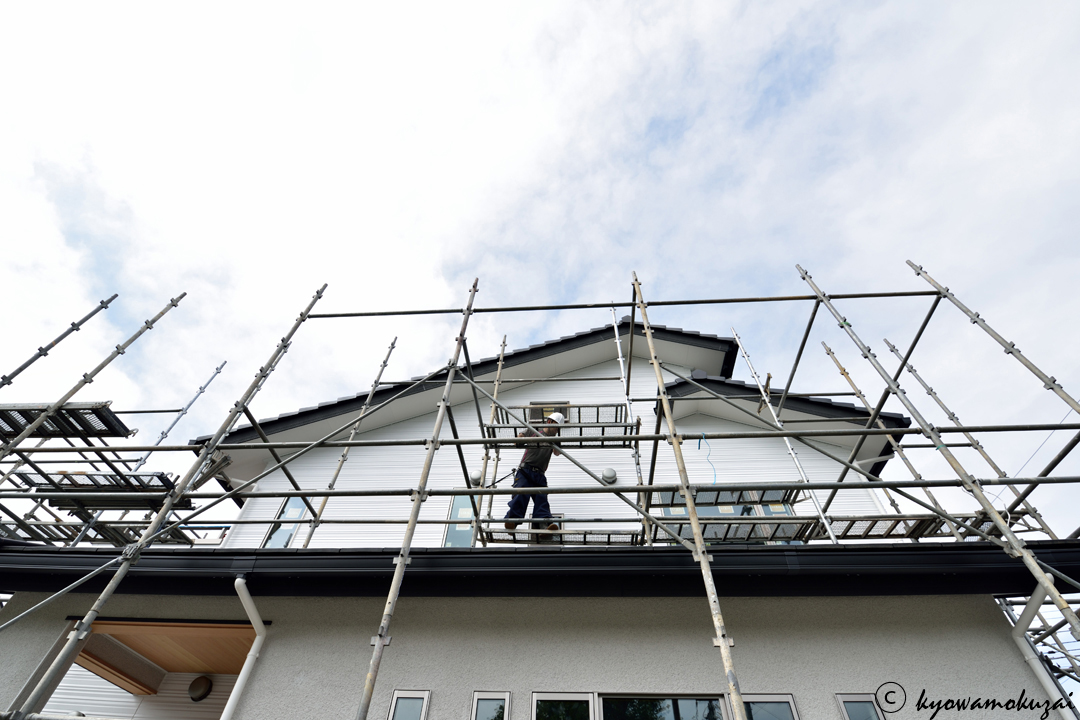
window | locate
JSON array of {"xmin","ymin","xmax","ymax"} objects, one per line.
[
  {"xmin": 444, "ymin": 491, "xmax": 478, "ymax": 547},
  {"xmin": 388, "ymin": 690, "xmax": 430, "ymax": 720},
  {"xmin": 528, "ymin": 402, "xmax": 570, "ymax": 423},
  {"xmin": 602, "ymin": 696, "xmax": 725, "ymax": 720},
  {"xmin": 835, "ymin": 695, "xmax": 881, "ymax": 720},
  {"xmin": 534, "ymin": 692, "xmax": 594, "ymax": 720},
  {"xmin": 262, "ymin": 496, "xmax": 307, "ymax": 548},
  {"xmin": 738, "ymin": 695, "xmax": 800, "ymax": 720},
  {"xmin": 473, "ymin": 692, "xmax": 511, "ymax": 720}
]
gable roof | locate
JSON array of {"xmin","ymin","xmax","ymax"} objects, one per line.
[{"xmin": 205, "ymin": 319, "xmax": 739, "ymax": 445}]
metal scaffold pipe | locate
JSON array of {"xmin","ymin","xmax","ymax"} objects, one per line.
[
  {"xmin": 731, "ymin": 329, "xmax": 837, "ymax": 544},
  {"xmin": 308, "ymin": 289, "xmax": 939, "ymax": 318},
  {"xmin": 302, "ymin": 338, "xmax": 397, "ymax": 548},
  {"xmin": 472, "ymin": 336, "xmax": 507, "ymax": 547},
  {"xmin": 882, "ymin": 338, "xmax": 1058, "ymax": 539},
  {"xmin": 632, "ymin": 273, "xmax": 748, "ymax": 720},
  {"xmin": 456, "ymin": 372, "xmax": 696, "ymax": 551},
  {"xmin": 907, "ymin": 261, "xmax": 1080, "ymax": 417},
  {"xmin": 0, "ymin": 294, "xmax": 118, "ymax": 390},
  {"xmin": 11, "ymin": 286, "xmax": 325, "ymax": 719},
  {"xmin": 0, "ymin": 294, "xmax": 186, "ymax": 463},
  {"xmin": 355, "ymin": 280, "xmax": 479, "ymax": 720},
  {"xmin": 798, "ymin": 264, "xmax": 1080, "ymax": 645},
  {"xmin": 819, "ymin": 342, "xmax": 958, "ymax": 540}
]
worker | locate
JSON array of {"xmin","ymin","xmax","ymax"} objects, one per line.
[{"xmin": 504, "ymin": 412, "xmax": 564, "ymax": 532}]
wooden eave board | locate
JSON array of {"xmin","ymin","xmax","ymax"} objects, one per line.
[{"xmin": 90, "ymin": 621, "xmax": 256, "ymax": 674}]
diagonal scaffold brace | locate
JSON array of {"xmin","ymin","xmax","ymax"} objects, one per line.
[
  {"xmin": 354, "ymin": 279, "xmax": 479, "ymax": 720},
  {"xmin": 11, "ymin": 286, "xmax": 326, "ymax": 719},
  {"xmin": 798, "ymin": 264, "xmax": 1080, "ymax": 644},
  {"xmin": 632, "ymin": 272, "xmax": 748, "ymax": 720}
]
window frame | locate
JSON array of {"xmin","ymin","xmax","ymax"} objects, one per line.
[
  {"xmin": 260, "ymin": 495, "xmax": 309, "ymax": 549},
  {"xmin": 387, "ymin": 689, "xmax": 431, "ymax": 720},
  {"xmin": 735, "ymin": 694, "xmax": 801, "ymax": 720},
  {"xmin": 443, "ymin": 488, "xmax": 479, "ymax": 548},
  {"xmin": 472, "ymin": 691, "xmax": 512, "ymax": 720},
  {"xmin": 598, "ymin": 694, "xmax": 727, "ymax": 720},
  {"xmin": 835, "ymin": 694, "xmax": 882, "ymax": 720},
  {"xmin": 533, "ymin": 691, "xmax": 595, "ymax": 720}
]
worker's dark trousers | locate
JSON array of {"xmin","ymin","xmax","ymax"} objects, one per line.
[{"xmin": 504, "ymin": 466, "xmax": 553, "ymax": 521}]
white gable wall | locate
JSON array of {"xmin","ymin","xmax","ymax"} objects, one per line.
[{"xmin": 222, "ymin": 357, "xmax": 886, "ymax": 549}]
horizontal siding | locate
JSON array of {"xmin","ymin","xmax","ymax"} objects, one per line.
[
  {"xmin": 223, "ymin": 358, "xmax": 885, "ymax": 548},
  {"xmin": 44, "ymin": 665, "xmax": 237, "ymax": 719}
]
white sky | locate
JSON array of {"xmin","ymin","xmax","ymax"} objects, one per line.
[{"xmin": 1, "ymin": 2, "xmax": 1079, "ymax": 542}]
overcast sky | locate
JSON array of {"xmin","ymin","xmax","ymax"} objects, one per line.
[{"xmin": 2, "ymin": 2, "xmax": 1079, "ymax": 536}]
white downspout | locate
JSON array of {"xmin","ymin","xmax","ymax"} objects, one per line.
[
  {"xmin": 1011, "ymin": 580, "xmax": 1075, "ymax": 720},
  {"xmin": 221, "ymin": 576, "xmax": 267, "ymax": 720}
]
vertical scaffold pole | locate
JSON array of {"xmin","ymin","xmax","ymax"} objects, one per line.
[
  {"xmin": 731, "ymin": 329, "xmax": 837, "ymax": 544},
  {"xmin": 797, "ymin": 265, "xmax": 1080, "ymax": 643},
  {"xmin": 611, "ymin": 308, "xmax": 650, "ymax": 546},
  {"xmin": 355, "ymin": 280, "xmax": 479, "ymax": 720},
  {"xmin": 13, "ymin": 286, "xmax": 326, "ymax": 719},
  {"xmin": 632, "ymin": 273, "xmax": 748, "ymax": 720},
  {"xmin": 301, "ymin": 339, "xmax": 397, "ymax": 549},
  {"xmin": 473, "ymin": 336, "xmax": 507, "ymax": 547},
  {"xmin": 882, "ymin": 339, "xmax": 1057, "ymax": 539}
]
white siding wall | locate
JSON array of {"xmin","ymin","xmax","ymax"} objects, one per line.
[
  {"xmin": 43, "ymin": 665, "xmax": 237, "ymax": 719},
  {"xmin": 223, "ymin": 358, "xmax": 884, "ymax": 549},
  {"xmin": 3, "ymin": 591, "xmax": 1050, "ymax": 720}
]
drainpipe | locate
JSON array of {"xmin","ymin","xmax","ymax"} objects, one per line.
[
  {"xmin": 221, "ymin": 576, "xmax": 267, "ymax": 720},
  {"xmin": 1011, "ymin": 581, "xmax": 1076, "ymax": 720}
]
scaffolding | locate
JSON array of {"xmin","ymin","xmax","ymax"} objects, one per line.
[{"xmin": 1, "ymin": 264, "xmax": 1079, "ymax": 720}]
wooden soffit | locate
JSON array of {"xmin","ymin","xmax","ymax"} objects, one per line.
[{"xmin": 89, "ymin": 620, "xmax": 257, "ymax": 675}]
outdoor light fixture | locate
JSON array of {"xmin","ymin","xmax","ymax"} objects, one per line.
[{"xmin": 189, "ymin": 676, "xmax": 213, "ymax": 702}]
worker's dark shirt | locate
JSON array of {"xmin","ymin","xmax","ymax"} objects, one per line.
[{"xmin": 519, "ymin": 428, "xmax": 560, "ymax": 473}]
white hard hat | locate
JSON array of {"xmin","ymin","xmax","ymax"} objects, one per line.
[{"xmin": 547, "ymin": 412, "xmax": 565, "ymax": 424}]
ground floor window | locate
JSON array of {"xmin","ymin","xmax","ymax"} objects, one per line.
[
  {"xmin": 534, "ymin": 692, "xmax": 594, "ymax": 720},
  {"xmin": 741, "ymin": 695, "xmax": 800, "ymax": 720},
  {"xmin": 835, "ymin": 695, "xmax": 881, "ymax": 720},
  {"xmin": 473, "ymin": 691, "xmax": 511, "ymax": 720},
  {"xmin": 388, "ymin": 690, "xmax": 431, "ymax": 720},
  {"xmin": 602, "ymin": 696, "xmax": 724, "ymax": 720}
]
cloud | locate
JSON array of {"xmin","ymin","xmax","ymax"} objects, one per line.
[{"xmin": 1, "ymin": 1, "xmax": 1079, "ymax": 539}]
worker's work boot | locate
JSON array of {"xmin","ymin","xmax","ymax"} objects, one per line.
[{"xmin": 504, "ymin": 520, "xmax": 519, "ymax": 530}]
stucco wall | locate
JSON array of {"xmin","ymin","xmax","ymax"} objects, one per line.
[{"xmin": 0, "ymin": 591, "xmax": 1058, "ymax": 720}]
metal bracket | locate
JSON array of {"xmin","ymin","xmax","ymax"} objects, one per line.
[
  {"xmin": 713, "ymin": 637, "xmax": 734, "ymax": 647},
  {"xmin": 371, "ymin": 635, "xmax": 392, "ymax": 646},
  {"xmin": 693, "ymin": 553, "xmax": 714, "ymax": 563},
  {"xmin": 121, "ymin": 543, "xmax": 142, "ymax": 563},
  {"xmin": 411, "ymin": 490, "xmax": 429, "ymax": 502},
  {"xmin": 392, "ymin": 556, "xmax": 412, "ymax": 566},
  {"xmin": 67, "ymin": 627, "xmax": 91, "ymax": 642}
]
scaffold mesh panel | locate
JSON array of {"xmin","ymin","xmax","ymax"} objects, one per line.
[
  {"xmin": 486, "ymin": 403, "xmax": 636, "ymax": 447},
  {"xmin": 0, "ymin": 403, "xmax": 131, "ymax": 438},
  {"xmin": 12, "ymin": 471, "xmax": 189, "ymax": 511}
]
